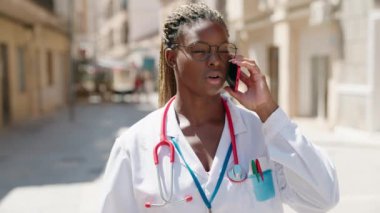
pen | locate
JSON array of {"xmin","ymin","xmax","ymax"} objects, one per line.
[
  {"xmin": 251, "ymin": 160, "xmax": 260, "ymax": 182},
  {"xmin": 255, "ymin": 159, "xmax": 264, "ymax": 181}
]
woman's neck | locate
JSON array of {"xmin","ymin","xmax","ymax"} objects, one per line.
[{"xmin": 174, "ymin": 94, "xmax": 225, "ymax": 126}]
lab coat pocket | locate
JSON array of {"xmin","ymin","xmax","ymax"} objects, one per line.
[
  {"xmin": 248, "ymin": 157, "xmax": 276, "ymax": 202},
  {"xmin": 248, "ymin": 170, "xmax": 275, "ymax": 201}
]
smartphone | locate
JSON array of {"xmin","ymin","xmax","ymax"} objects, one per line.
[{"xmin": 226, "ymin": 62, "xmax": 241, "ymax": 91}]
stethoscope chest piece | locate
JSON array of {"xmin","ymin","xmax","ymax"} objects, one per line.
[{"xmin": 227, "ymin": 164, "xmax": 247, "ymax": 182}]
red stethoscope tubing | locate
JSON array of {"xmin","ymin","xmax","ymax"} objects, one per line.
[
  {"xmin": 154, "ymin": 96, "xmax": 239, "ymax": 166},
  {"xmin": 148, "ymin": 96, "xmax": 244, "ymax": 208},
  {"xmin": 148, "ymin": 96, "xmax": 189, "ymax": 208},
  {"xmin": 153, "ymin": 96, "xmax": 176, "ymax": 165},
  {"xmin": 221, "ymin": 97, "xmax": 239, "ymax": 165}
]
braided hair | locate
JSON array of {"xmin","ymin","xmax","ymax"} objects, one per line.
[{"xmin": 158, "ymin": 2, "xmax": 228, "ymax": 107}]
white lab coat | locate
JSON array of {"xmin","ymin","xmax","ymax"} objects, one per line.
[{"xmin": 99, "ymin": 97, "xmax": 339, "ymax": 213}]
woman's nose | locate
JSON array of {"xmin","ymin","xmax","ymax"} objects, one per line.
[{"xmin": 207, "ymin": 49, "xmax": 222, "ymax": 67}]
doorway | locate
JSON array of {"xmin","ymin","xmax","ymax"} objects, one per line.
[
  {"xmin": 268, "ymin": 46, "xmax": 279, "ymax": 103},
  {"xmin": 1, "ymin": 44, "xmax": 10, "ymax": 126},
  {"xmin": 310, "ymin": 55, "xmax": 329, "ymax": 119}
]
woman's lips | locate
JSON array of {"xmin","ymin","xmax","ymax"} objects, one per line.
[
  {"xmin": 205, "ymin": 71, "xmax": 225, "ymax": 85},
  {"xmin": 206, "ymin": 76, "xmax": 224, "ymax": 85}
]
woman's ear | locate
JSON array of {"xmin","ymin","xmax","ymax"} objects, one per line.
[{"xmin": 164, "ymin": 48, "xmax": 176, "ymax": 68}]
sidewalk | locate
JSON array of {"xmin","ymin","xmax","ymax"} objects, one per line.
[
  {"xmin": 294, "ymin": 118, "xmax": 380, "ymax": 213},
  {"xmin": 294, "ymin": 117, "xmax": 380, "ymax": 147}
]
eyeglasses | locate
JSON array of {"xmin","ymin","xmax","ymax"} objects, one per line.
[{"xmin": 173, "ymin": 41, "xmax": 237, "ymax": 61}]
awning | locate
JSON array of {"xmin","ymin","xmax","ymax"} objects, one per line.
[{"xmin": 96, "ymin": 58, "xmax": 128, "ymax": 70}]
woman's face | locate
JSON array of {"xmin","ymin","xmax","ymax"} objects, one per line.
[{"xmin": 172, "ymin": 20, "xmax": 230, "ymax": 98}]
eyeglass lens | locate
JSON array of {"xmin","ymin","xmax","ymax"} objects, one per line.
[{"xmin": 188, "ymin": 42, "xmax": 237, "ymax": 61}]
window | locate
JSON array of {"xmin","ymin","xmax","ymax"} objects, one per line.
[
  {"xmin": 121, "ymin": 0, "xmax": 127, "ymax": 10},
  {"xmin": 375, "ymin": 0, "xmax": 380, "ymax": 7},
  {"xmin": 31, "ymin": 0, "xmax": 54, "ymax": 12},
  {"xmin": 106, "ymin": 0, "xmax": 114, "ymax": 18},
  {"xmin": 17, "ymin": 46, "xmax": 26, "ymax": 93},
  {"xmin": 109, "ymin": 30, "xmax": 114, "ymax": 48},
  {"xmin": 47, "ymin": 50, "xmax": 53, "ymax": 86},
  {"xmin": 122, "ymin": 22, "xmax": 129, "ymax": 44},
  {"xmin": 258, "ymin": 0, "xmax": 274, "ymax": 11}
]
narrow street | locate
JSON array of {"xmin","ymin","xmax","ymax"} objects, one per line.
[
  {"xmin": 0, "ymin": 101, "xmax": 156, "ymax": 213},
  {"xmin": 0, "ymin": 100, "xmax": 379, "ymax": 212}
]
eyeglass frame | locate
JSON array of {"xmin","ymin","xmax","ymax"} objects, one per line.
[{"xmin": 171, "ymin": 41, "xmax": 238, "ymax": 62}]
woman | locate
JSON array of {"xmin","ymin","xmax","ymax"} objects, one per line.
[{"xmin": 99, "ymin": 3, "xmax": 339, "ymax": 213}]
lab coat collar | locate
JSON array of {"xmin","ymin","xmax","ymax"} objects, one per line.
[
  {"xmin": 164, "ymin": 96, "xmax": 247, "ymax": 180},
  {"xmin": 165, "ymin": 99, "xmax": 179, "ymax": 139},
  {"xmin": 223, "ymin": 95, "xmax": 247, "ymax": 135},
  {"xmin": 165, "ymin": 96, "xmax": 247, "ymax": 138}
]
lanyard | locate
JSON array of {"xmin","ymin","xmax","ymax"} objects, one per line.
[{"xmin": 171, "ymin": 137, "xmax": 232, "ymax": 211}]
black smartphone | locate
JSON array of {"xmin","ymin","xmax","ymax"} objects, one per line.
[{"xmin": 226, "ymin": 62, "xmax": 241, "ymax": 91}]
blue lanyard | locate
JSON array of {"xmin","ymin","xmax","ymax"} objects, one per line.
[{"xmin": 171, "ymin": 137, "xmax": 232, "ymax": 210}]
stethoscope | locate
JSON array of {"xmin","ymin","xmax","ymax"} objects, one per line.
[{"xmin": 145, "ymin": 96, "xmax": 247, "ymax": 209}]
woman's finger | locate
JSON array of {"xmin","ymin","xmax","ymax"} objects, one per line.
[
  {"xmin": 238, "ymin": 71, "xmax": 251, "ymax": 85},
  {"xmin": 232, "ymin": 61, "xmax": 260, "ymax": 76},
  {"xmin": 224, "ymin": 86, "xmax": 244, "ymax": 100},
  {"xmin": 233, "ymin": 55, "xmax": 244, "ymax": 60},
  {"xmin": 231, "ymin": 56, "xmax": 257, "ymax": 65},
  {"xmin": 231, "ymin": 60, "xmax": 253, "ymax": 70}
]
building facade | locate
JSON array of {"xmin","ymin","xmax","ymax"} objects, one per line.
[
  {"xmin": 0, "ymin": 0, "xmax": 71, "ymax": 129},
  {"xmin": 97, "ymin": 0, "xmax": 380, "ymax": 132},
  {"xmin": 97, "ymin": 0, "xmax": 160, "ymax": 94},
  {"xmin": 229, "ymin": 0, "xmax": 380, "ymax": 132},
  {"xmin": 97, "ymin": 0, "xmax": 134, "ymax": 92}
]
